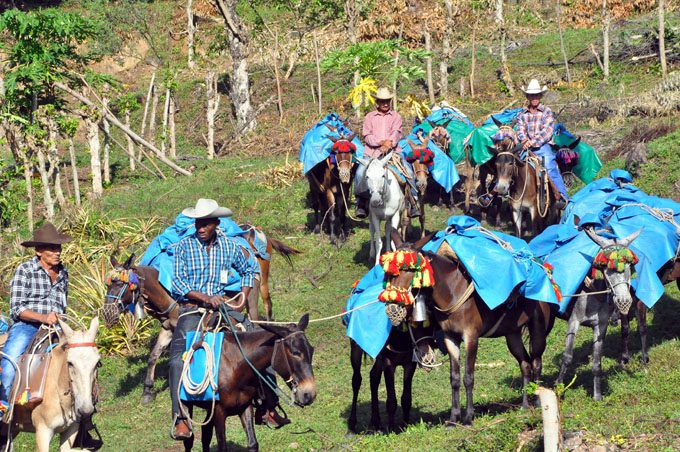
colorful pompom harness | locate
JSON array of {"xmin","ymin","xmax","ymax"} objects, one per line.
[
  {"xmin": 590, "ymin": 246, "xmax": 639, "ymax": 280},
  {"xmin": 331, "ymin": 140, "xmax": 356, "ymax": 154},
  {"xmin": 105, "ymin": 269, "xmax": 140, "ymax": 291},
  {"xmin": 492, "ymin": 126, "xmax": 518, "ymax": 145},
  {"xmin": 405, "ymin": 147, "xmax": 435, "ymax": 166},
  {"xmin": 378, "ymin": 250, "xmax": 435, "ymax": 305}
]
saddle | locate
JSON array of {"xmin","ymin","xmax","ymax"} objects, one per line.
[{"xmin": 11, "ymin": 328, "xmax": 60, "ymax": 408}]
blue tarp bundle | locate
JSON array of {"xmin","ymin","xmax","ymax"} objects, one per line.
[
  {"xmin": 140, "ymin": 214, "xmax": 260, "ymax": 294},
  {"xmin": 482, "ymin": 108, "xmax": 524, "ymax": 126},
  {"xmin": 345, "ymin": 215, "xmax": 560, "ymax": 357},
  {"xmin": 398, "ymin": 133, "xmax": 460, "ymax": 193},
  {"xmin": 299, "ymin": 113, "xmax": 365, "ymax": 175},
  {"xmin": 180, "ymin": 331, "xmax": 223, "ymax": 401}
]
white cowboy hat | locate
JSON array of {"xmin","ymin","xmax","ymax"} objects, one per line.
[
  {"xmin": 182, "ymin": 198, "xmax": 233, "ymax": 219},
  {"xmin": 521, "ymin": 79, "xmax": 547, "ymax": 94},
  {"xmin": 372, "ymin": 87, "xmax": 394, "ymax": 100}
]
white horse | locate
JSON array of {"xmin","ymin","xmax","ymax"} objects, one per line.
[
  {"xmin": 4, "ymin": 317, "xmax": 101, "ymax": 452},
  {"xmin": 357, "ymin": 153, "xmax": 406, "ymax": 266}
]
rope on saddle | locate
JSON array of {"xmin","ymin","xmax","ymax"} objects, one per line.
[
  {"xmin": 434, "ymin": 281, "xmax": 475, "ymax": 314},
  {"xmin": 530, "ymin": 154, "xmax": 551, "ymax": 218}
]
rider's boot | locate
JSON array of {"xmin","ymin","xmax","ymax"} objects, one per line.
[
  {"xmin": 407, "ymin": 193, "xmax": 421, "ymax": 218},
  {"xmin": 355, "ymin": 197, "xmax": 368, "ymax": 220}
]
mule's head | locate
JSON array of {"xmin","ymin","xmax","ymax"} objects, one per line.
[
  {"xmin": 405, "ymin": 137, "xmax": 433, "ymax": 194},
  {"xmin": 103, "ymin": 254, "xmax": 140, "ymax": 327},
  {"xmin": 427, "ymin": 120, "xmax": 452, "ymax": 152},
  {"xmin": 59, "ymin": 317, "xmax": 101, "ymax": 420},
  {"xmin": 585, "ymin": 227, "xmax": 642, "ymax": 315},
  {"xmin": 554, "ymin": 137, "xmax": 581, "ymax": 170},
  {"xmin": 363, "ymin": 152, "xmax": 393, "ymax": 208},
  {"xmin": 329, "ymin": 134, "xmax": 357, "ymax": 184},
  {"xmin": 262, "ymin": 314, "xmax": 316, "ymax": 406},
  {"xmin": 489, "ymin": 122, "xmax": 521, "ymax": 196}
]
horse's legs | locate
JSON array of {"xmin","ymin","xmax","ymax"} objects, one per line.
[
  {"xmin": 390, "ymin": 211, "xmax": 401, "ymax": 250},
  {"xmin": 214, "ymin": 404, "xmax": 228, "ymax": 452},
  {"xmin": 383, "ymin": 362, "xmax": 399, "ymax": 432},
  {"xmin": 142, "ymin": 326, "xmax": 173, "ymax": 405},
  {"xmin": 239, "ymin": 406, "xmax": 258, "ymax": 452},
  {"xmin": 326, "ymin": 189, "xmax": 338, "ymax": 243},
  {"xmin": 505, "ymin": 332, "xmax": 532, "ymax": 409},
  {"xmin": 620, "ymin": 307, "xmax": 632, "ymax": 365},
  {"xmin": 183, "ymin": 405, "xmax": 195, "ymax": 452},
  {"xmin": 556, "ymin": 312, "xmax": 581, "ymax": 385},
  {"xmin": 462, "ymin": 335, "xmax": 479, "ymax": 424},
  {"xmin": 201, "ymin": 411, "xmax": 214, "ymax": 452},
  {"xmin": 368, "ymin": 216, "xmax": 378, "ymax": 263},
  {"xmin": 637, "ymin": 302, "xmax": 649, "ymax": 364},
  {"xmin": 58, "ymin": 423, "xmax": 79, "ymax": 451},
  {"xmin": 259, "ymin": 258, "xmax": 273, "ymax": 321},
  {"xmin": 444, "ymin": 335, "xmax": 462, "ymax": 425},
  {"xmin": 418, "ymin": 196, "xmax": 426, "ymax": 239},
  {"xmin": 512, "ymin": 205, "xmax": 522, "ymax": 238},
  {"xmin": 401, "ymin": 362, "xmax": 417, "ymax": 428},
  {"xmin": 35, "ymin": 425, "xmax": 54, "ymax": 452},
  {"xmin": 369, "ymin": 358, "xmax": 384, "ymax": 431},
  {"xmin": 529, "ymin": 307, "xmax": 550, "ymax": 383},
  {"xmin": 247, "ymin": 279, "xmax": 261, "ymax": 321},
  {"xmin": 529, "ymin": 205, "xmax": 538, "ymax": 237},
  {"xmin": 592, "ymin": 319, "xmax": 609, "ymax": 401},
  {"xmin": 348, "ymin": 341, "xmax": 363, "ymax": 433}
]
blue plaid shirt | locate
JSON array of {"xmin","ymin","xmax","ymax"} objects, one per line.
[{"xmin": 172, "ymin": 229, "xmax": 257, "ymax": 302}]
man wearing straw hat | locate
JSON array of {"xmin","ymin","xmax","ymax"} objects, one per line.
[
  {"xmin": 517, "ymin": 79, "xmax": 569, "ymax": 202},
  {"xmin": 354, "ymin": 87, "xmax": 421, "ymax": 219},
  {"xmin": 168, "ymin": 199, "xmax": 287, "ymax": 440}
]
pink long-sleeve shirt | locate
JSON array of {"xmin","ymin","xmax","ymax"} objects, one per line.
[{"xmin": 362, "ymin": 110, "xmax": 403, "ymax": 158}]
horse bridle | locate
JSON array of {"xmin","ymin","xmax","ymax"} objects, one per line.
[
  {"xmin": 270, "ymin": 330, "xmax": 312, "ymax": 403},
  {"xmin": 104, "ymin": 269, "xmax": 142, "ymax": 320}
]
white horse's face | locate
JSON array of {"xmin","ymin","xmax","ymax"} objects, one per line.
[
  {"xmin": 365, "ymin": 158, "xmax": 389, "ymax": 207},
  {"xmin": 60, "ymin": 317, "xmax": 101, "ymax": 420}
]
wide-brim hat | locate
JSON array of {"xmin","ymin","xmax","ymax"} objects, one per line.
[
  {"xmin": 372, "ymin": 87, "xmax": 394, "ymax": 101},
  {"xmin": 182, "ymin": 198, "xmax": 233, "ymax": 219},
  {"xmin": 21, "ymin": 222, "xmax": 72, "ymax": 247},
  {"xmin": 521, "ymin": 79, "xmax": 547, "ymax": 94}
]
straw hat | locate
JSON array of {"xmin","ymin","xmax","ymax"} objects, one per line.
[
  {"xmin": 21, "ymin": 222, "xmax": 72, "ymax": 247},
  {"xmin": 372, "ymin": 87, "xmax": 394, "ymax": 101},
  {"xmin": 182, "ymin": 198, "xmax": 233, "ymax": 219},
  {"xmin": 521, "ymin": 79, "xmax": 547, "ymax": 94}
]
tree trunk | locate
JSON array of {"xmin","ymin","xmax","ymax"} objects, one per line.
[
  {"xmin": 46, "ymin": 118, "xmax": 66, "ymax": 207},
  {"xmin": 22, "ymin": 159, "xmax": 34, "ymax": 231},
  {"xmin": 140, "ymin": 72, "xmax": 156, "ymax": 145},
  {"xmin": 659, "ymin": 0, "xmax": 667, "ymax": 78},
  {"xmin": 169, "ymin": 95, "xmax": 177, "ymax": 159},
  {"xmin": 272, "ymin": 33, "xmax": 284, "ymax": 123},
  {"xmin": 313, "ymin": 33, "xmax": 322, "ymax": 115},
  {"xmin": 161, "ymin": 88, "xmax": 170, "ymax": 156},
  {"xmin": 496, "ymin": 0, "xmax": 515, "ymax": 96},
  {"xmin": 102, "ymin": 96, "xmax": 111, "ymax": 184},
  {"xmin": 68, "ymin": 137, "xmax": 81, "ymax": 206},
  {"xmin": 393, "ymin": 23, "xmax": 405, "ymax": 111},
  {"xmin": 535, "ymin": 387, "xmax": 563, "ymax": 452},
  {"xmin": 440, "ymin": 0, "xmax": 455, "ymax": 98},
  {"xmin": 125, "ymin": 111, "xmax": 136, "ymax": 171},
  {"xmin": 470, "ymin": 23, "xmax": 477, "ymax": 98},
  {"xmin": 556, "ymin": 0, "xmax": 572, "ymax": 84},
  {"xmin": 187, "ymin": 0, "xmax": 196, "ymax": 69},
  {"xmin": 206, "ymin": 71, "xmax": 220, "ymax": 160},
  {"xmin": 345, "ymin": 0, "xmax": 361, "ymax": 119},
  {"xmin": 86, "ymin": 115, "xmax": 104, "ymax": 198},
  {"xmin": 148, "ymin": 83, "xmax": 159, "ymax": 145},
  {"xmin": 36, "ymin": 148, "xmax": 55, "ymax": 220},
  {"xmin": 602, "ymin": 0, "xmax": 610, "ymax": 80},
  {"xmin": 214, "ymin": 0, "xmax": 255, "ymax": 134},
  {"xmin": 424, "ymin": 30, "xmax": 435, "ymax": 104}
]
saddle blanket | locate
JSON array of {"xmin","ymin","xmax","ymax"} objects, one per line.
[
  {"xmin": 140, "ymin": 214, "xmax": 262, "ymax": 293},
  {"xmin": 397, "ymin": 133, "xmax": 460, "ymax": 193},
  {"xmin": 180, "ymin": 331, "xmax": 224, "ymax": 402},
  {"xmin": 299, "ymin": 113, "xmax": 364, "ymax": 175}
]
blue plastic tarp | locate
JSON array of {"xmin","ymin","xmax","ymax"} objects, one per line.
[
  {"xmin": 180, "ymin": 331, "xmax": 223, "ymax": 401},
  {"xmin": 140, "ymin": 214, "xmax": 260, "ymax": 294},
  {"xmin": 299, "ymin": 113, "xmax": 365, "ymax": 175},
  {"xmin": 398, "ymin": 133, "xmax": 460, "ymax": 193}
]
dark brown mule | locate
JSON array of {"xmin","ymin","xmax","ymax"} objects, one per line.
[
  {"xmin": 405, "ymin": 136, "xmax": 432, "ymax": 239},
  {"xmin": 182, "ymin": 314, "xmax": 316, "ymax": 452},
  {"xmin": 389, "ymin": 236, "xmax": 556, "ymax": 425},
  {"xmin": 105, "ymin": 235, "xmax": 300, "ymax": 404},
  {"xmin": 348, "ymin": 235, "xmax": 436, "ymax": 433},
  {"xmin": 307, "ymin": 129, "xmax": 357, "ymax": 243}
]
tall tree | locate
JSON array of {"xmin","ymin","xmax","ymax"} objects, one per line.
[
  {"xmin": 658, "ymin": 0, "xmax": 667, "ymax": 78},
  {"xmin": 496, "ymin": 0, "xmax": 515, "ymax": 95},
  {"xmin": 187, "ymin": 0, "xmax": 196, "ymax": 69},
  {"xmin": 556, "ymin": 0, "xmax": 572, "ymax": 84},
  {"xmin": 602, "ymin": 0, "xmax": 610, "ymax": 80}
]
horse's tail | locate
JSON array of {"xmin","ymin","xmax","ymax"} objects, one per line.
[{"xmin": 269, "ymin": 238, "xmax": 302, "ymax": 267}]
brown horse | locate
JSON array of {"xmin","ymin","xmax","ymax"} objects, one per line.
[
  {"xmin": 182, "ymin": 314, "xmax": 316, "ymax": 452},
  {"xmin": 307, "ymin": 128, "xmax": 357, "ymax": 243},
  {"xmin": 389, "ymin": 234, "xmax": 556, "ymax": 425},
  {"xmin": 405, "ymin": 136, "xmax": 432, "ymax": 239},
  {"xmin": 104, "ymin": 233, "xmax": 300, "ymax": 405}
]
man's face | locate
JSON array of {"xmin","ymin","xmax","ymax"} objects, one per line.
[
  {"xmin": 196, "ymin": 218, "xmax": 219, "ymax": 243},
  {"xmin": 36, "ymin": 244, "xmax": 62, "ymax": 267},
  {"xmin": 376, "ymin": 99, "xmax": 391, "ymax": 114},
  {"xmin": 526, "ymin": 93, "xmax": 542, "ymax": 108}
]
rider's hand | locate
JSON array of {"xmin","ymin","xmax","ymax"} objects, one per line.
[
  {"xmin": 43, "ymin": 312, "xmax": 59, "ymax": 325},
  {"xmin": 205, "ymin": 295, "xmax": 224, "ymax": 310},
  {"xmin": 522, "ymin": 141, "xmax": 532, "ymax": 150},
  {"xmin": 383, "ymin": 140, "xmax": 393, "ymax": 150}
]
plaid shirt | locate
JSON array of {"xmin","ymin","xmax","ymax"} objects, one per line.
[
  {"xmin": 172, "ymin": 229, "xmax": 256, "ymax": 302},
  {"xmin": 516, "ymin": 104, "xmax": 555, "ymax": 148},
  {"xmin": 9, "ymin": 257, "xmax": 68, "ymax": 322}
]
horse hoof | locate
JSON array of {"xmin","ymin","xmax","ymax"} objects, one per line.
[
  {"xmin": 593, "ymin": 394, "xmax": 603, "ymax": 402},
  {"xmin": 619, "ymin": 357, "xmax": 630, "ymax": 366},
  {"xmin": 141, "ymin": 392, "xmax": 155, "ymax": 405},
  {"xmin": 345, "ymin": 430, "xmax": 357, "ymax": 439},
  {"xmin": 313, "ymin": 226, "xmax": 320, "ymax": 234},
  {"xmin": 641, "ymin": 355, "xmax": 650, "ymax": 365},
  {"xmin": 445, "ymin": 420, "xmax": 459, "ymax": 429}
]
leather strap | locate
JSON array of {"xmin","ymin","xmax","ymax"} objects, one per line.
[{"xmin": 65, "ymin": 342, "xmax": 98, "ymax": 349}]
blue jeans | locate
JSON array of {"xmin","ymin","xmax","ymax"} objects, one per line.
[
  {"xmin": 534, "ymin": 144, "xmax": 568, "ymax": 199},
  {"xmin": 1, "ymin": 321, "xmax": 39, "ymax": 401}
]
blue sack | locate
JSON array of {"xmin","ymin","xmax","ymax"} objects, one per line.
[
  {"xmin": 180, "ymin": 331, "xmax": 224, "ymax": 402},
  {"xmin": 299, "ymin": 113, "xmax": 364, "ymax": 175},
  {"xmin": 398, "ymin": 133, "xmax": 460, "ymax": 193}
]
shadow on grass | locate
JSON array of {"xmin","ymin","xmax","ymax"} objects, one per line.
[{"xmin": 115, "ymin": 352, "xmax": 169, "ymax": 397}]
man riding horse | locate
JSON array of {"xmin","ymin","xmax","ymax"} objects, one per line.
[
  {"xmin": 355, "ymin": 87, "xmax": 421, "ymax": 220},
  {"xmin": 168, "ymin": 199, "xmax": 289, "ymax": 441},
  {"xmin": 517, "ymin": 79, "xmax": 569, "ymax": 206},
  {"xmin": 1, "ymin": 223, "xmax": 100, "ymax": 449}
]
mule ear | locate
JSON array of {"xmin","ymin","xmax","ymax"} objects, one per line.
[
  {"xmin": 491, "ymin": 115, "xmax": 503, "ymax": 128},
  {"xmin": 584, "ymin": 226, "xmax": 615, "ymax": 249},
  {"xmin": 487, "ymin": 145, "xmax": 497, "ymax": 154},
  {"xmin": 354, "ymin": 156, "xmax": 369, "ymax": 166},
  {"xmin": 110, "ymin": 254, "xmax": 119, "ymax": 268},
  {"xmin": 348, "ymin": 133, "xmax": 356, "ymax": 142},
  {"xmin": 391, "ymin": 229, "xmax": 403, "ymax": 249},
  {"xmin": 512, "ymin": 143, "xmax": 523, "ymax": 153},
  {"xmin": 414, "ymin": 232, "xmax": 436, "ymax": 251},
  {"xmin": 617, "ymin": 228, "xmax": 643, "ymax": 248},
  {"xmin": 58, "ymin": 317, "xmax": 75, "ymax": 340},
  {"xmin": 87, "ymin": 316, "xmax": 100, "ymax": 341},
  {"xmin": 327, "ymin": 135, "xmax": 339, "ymax": 142},
  {"xmin": 443, "ymin": 118, "xmax": 452, "ymax": 128},
  {"xmin": 573, "ymin": 215, "xmax": 581, "ymax": 226},
  {"xmin": 298, "ymin": 314, "xmax": 309, "ymax": 331},
  {"xmin": 568, "ymin": 137, "xmax": 581, "ymax": 150},
  {"xmin": 123, "ymin": 254, "xmax": 136, "ymax": 269},
  {"xmin": 427, "ymin": 119, "xmax": 437, "ymax": 128},
  {"xmin": 379, "ymin": 151, "xmax": 393, "ymax": 165}
]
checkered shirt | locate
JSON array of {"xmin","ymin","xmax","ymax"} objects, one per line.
[
  {"xmin": 172, "ymin": 229, "xmax": 256, "ymax": 302},
  {"xmin": 9, "ymin": 257, "xmax": 68, "ymax": 322},
  {"xmin": 516, "ymin": 104, "xmax": 555, "ymax": 148}
]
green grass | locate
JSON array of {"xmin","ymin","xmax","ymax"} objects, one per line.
[
  {"xmin": 7, "ymin": 152, "xmax": 679, "ymax": 451},
  {"xmin": 637, "ymin": 128, "xmax": 680, "ymax": 199}
]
